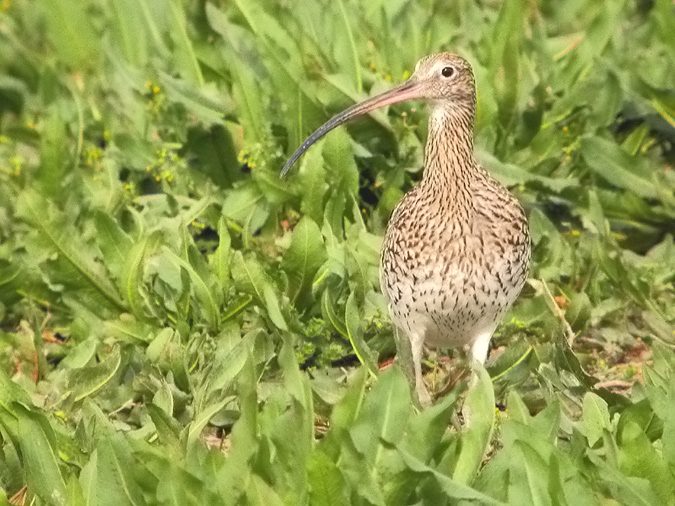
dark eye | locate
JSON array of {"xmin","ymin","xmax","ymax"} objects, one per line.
[{"xmin": 441, "ymin": 66, "xmax": 455, "ymax": 78}]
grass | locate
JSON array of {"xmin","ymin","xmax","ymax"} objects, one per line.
[{"xmin": 0, "ymin": 0, "xmax": 674, "ymax": 504}]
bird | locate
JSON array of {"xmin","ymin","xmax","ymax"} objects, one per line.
[{"xmin": 281, "ymin": 53, "xmax": 530, "ymax": 405}]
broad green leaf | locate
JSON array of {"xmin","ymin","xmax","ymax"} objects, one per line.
[
  {"xmin": 565, "ymin": 291, "xmax": 592, "ymax": 331},
  {"xmin": 582, "ymin": 392, "xmax": 610, "ymax": 446},
  {"xmin": 335, "ymin": 0, "xmax": 362, "ymax": 92},
  {"xmin": 478, "ymin": 150, "xmax": 577, "ymax": 193},
  {"xmin": 209, "ymin": 216, "xmax": 231, "ymax": 290},
  {"xmin": 225, "ymin": 0, "xmax": 324, "ymax": 148},
  {"xmin": 221, "ymin": 293, "xmax": 254, "ymax": 322},
  {"xmin": 161, "ymin": 246, "xmax": 220, "ymax": 330},
  {"xmin": 281, "ymin": 216, "xmax": 327, "ymax": 307},
  {"xmin": 203, "ymin": 329, "xmax": 255, "ymax": 397},
  {"xmin": 321, "ymin": 287, "xmax": 348, "ymax": 339},
  {"xmin": 489, "ymin": 341, "xmax": 533, "ymax": 383},
  {"xmin": 580, "ymin": 136, "xmax": 660, "ymax": 200},
  {"xmin": 154, "ymin": 462, "xmax": 210, "ymax": 506},
  {"xmin": 297, "ymin": 146, "xmax": 330, "ymax": 222},
  {"xmin": 152, "ymin": 381, "xmax": 174, "ymax": 416},
  {"xmin": 307, "ymin": 450, "xmax": 349, "ymax": 506},
  {"xmin": 618, "ymin": 421, "xmax": 675, "ymax": 504},
  {"xmin": 246, "ymin": 475, "xmax": 285, "ymax": 506},
  {"xmin": 206, "ymin": 4, "xmax": 270, "ymax": 142},
  {"xmin": 39, "ymin": 0, "xmax": 100, "ymax": 68},
  {"xmin": 322, "ymin": 367, "xmax": 368, "ymax": 458},
  {"xmin": 349, "ymin": 367, "xmax": 410, "ymax": 469},
  {"xmin": 186, "ymin": 396, "xmax": 233, "ymax": 447},
  {"xmin": 146, "ymin": 328, "xmax": 176, "ymax": 363},
  {"xmin": 211, "ymin": 355, "xmax": 258, "ymax": 500},
  {"xmin": 159, "ymin": 72, "xmax": 232, "ymax": 124},
  {"xmin": 322, "ymin": 129, "xmax": 359, "ymax": 196},
  {"xmin": 221, "ymin": 183, "xmax": 270, "ymax": 234},
  {"xmin": 452, "ymin": 366, "xmax": 495, "ymax": 484},
  {"xmin": 15, "ymin": 190, "xmax": 124, "ymax": 310},
  {"xmin": 278, "ymin": 343, "xmax": 312, "ymax": 410},
  {"xmin": 12, "ymin": 404, "xmax": 68, "ymax": 506},
  {"xmin": 588, "ymin": 452, "xmax": 660, "ymax": 506},
  {"xmin": 260, "ymin": 347, "xmax": 314, "ymax": 502},
  {"xmin": 167, "ymin": 0, "xmax": 203, "ymax": 86},
  {"xmin": 109, "ymin": 0, "xmax": 149, "ymax": 66},
  {"xmin": 263, "ymin": 283, "xmax": 289, "ymax": 331},
  {"xmin": 231, "ymin": 252, "xmax": 288, "ymax": 331},
  {"xmin": 121, "ymin": 231, "xmax": 162, "ymax": 319},
  {"xmin": 88, "ymin": 434, "xmax": 147, "ymax": 506},
  {"xmin": 253, "ymin": 167, "xmax": 296, "ymax": 205},
  {"xmin": 508, "ymin": 441, "xmax": 553, "ymax": 506},
  {"xmin": 147, "ymin": 404, "xmax": 181, "ymax": 450},
  {"xmin": 403, "ymin": 387, "xmax": 461, "ymax": 463},
  {"xmin": 36, "ymin": 105, "xmax": 70, "ymax": 196},
  {"xmin": 394, "ymin": 444, "xmax": 504, "ymax": 505},
  {"xmin": 344, "ymin": 291, "xmax": 378, "ymax": 374},
  {"xmin": 642, "ymin": 310, "xmax": 675, "ymax": 345},
  {"xmin": 664, "ymin": 409, "xmax": 675, "ymax": 470},
  {"xmin": 0, "ymin": 368, "xmax": 31, "ymax": 406},
  {"xmin": 93, "ymin": 211, "xmax": 134, "ymax": 280},
  {"xmin": 67, "ymin": 346, "xmax": 122, "ymax": 402},
  {"xmin": 489, "ymin": 0, "xmax": 524, "ymax": 134}
]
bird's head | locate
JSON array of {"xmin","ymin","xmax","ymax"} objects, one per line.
[
  {"xmin": 280, "ymin": 52, "xmax": 475, "ymax": 177},
  {"xmin": 408, "ymin": 53, "xmax": 476, "ymax": 104}
]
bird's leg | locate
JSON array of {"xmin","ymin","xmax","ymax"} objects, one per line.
[
  {"xmin": 393, "ymin": 327, "xmax": 414, "ymax": 385},
  {"xmin": 470, "ymin": 330, "xmax": 493, "ymax": 365},
  {"xmin": 394, "ymin": 328, "xmax": 431, "ymax": 406},
  {"xmin": 394, "ymin": 327, "xmax": 431, "ymax": 407},
  {"xmin": 410, "ymin": 331, "xmax": 432, "ymax": 407},
  {"xmin": 459, "ymin": 329, "xmax": 496, "ymax": 425}
]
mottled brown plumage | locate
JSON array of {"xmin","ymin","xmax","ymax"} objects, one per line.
[{"xmin": 282, "ymin": 53, "xmax": 530, "ymax": 405}]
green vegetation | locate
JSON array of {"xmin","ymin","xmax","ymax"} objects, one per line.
[{"xmin": 1, "ymin": 0, "xmax": 673, "ymax": 504}]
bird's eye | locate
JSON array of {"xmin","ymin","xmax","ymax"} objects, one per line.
[{"xmin": 441, "ymin": 66, "xmax": 455, "ymax": 78}]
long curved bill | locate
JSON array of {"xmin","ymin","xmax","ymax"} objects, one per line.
[{"xmin": 280, "ymin": 79, "xmax": 423, "ymax": 178}]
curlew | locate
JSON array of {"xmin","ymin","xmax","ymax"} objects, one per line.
[{"xmin": 281, "ymin": 53, "xmax": 530, "ymax": 405}]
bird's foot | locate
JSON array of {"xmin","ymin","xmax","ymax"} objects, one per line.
[{"xmin": 434, "ymin": 364, "xmax": 471, "ymax": 400}]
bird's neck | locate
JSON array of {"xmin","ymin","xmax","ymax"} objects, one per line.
[{"xmin": 420, "ymin": 103, "xmax": 476, "ymax": 205}]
